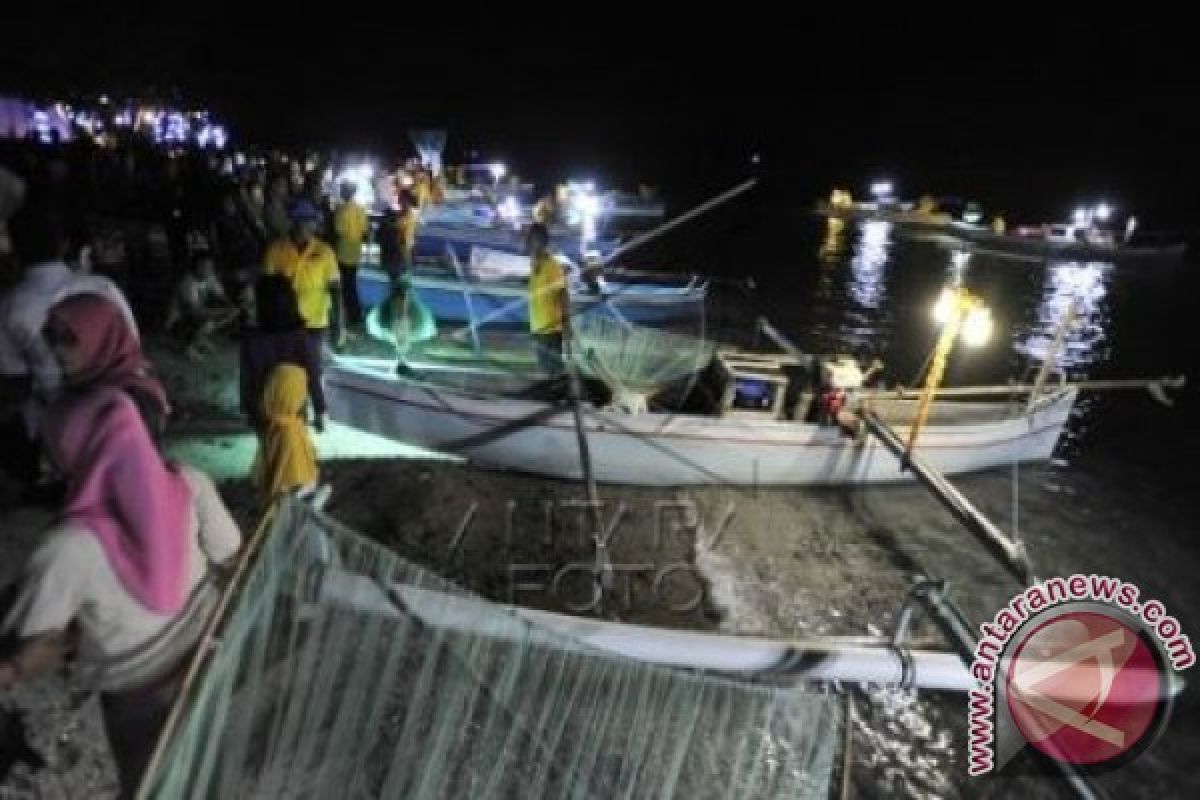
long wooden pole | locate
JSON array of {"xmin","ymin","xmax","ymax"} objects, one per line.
[
  {"xmin": 562, "ymin": 331, "xmax": 612, "ymax": 603},
  {"xmin": 448, "ymin": 179, "xmax": 757, "ymax": 341},
  {"xmin": 757, "ymin": 316, "xmax": 1184, "ymax": 404},
  {"xmin": 861, "ymin": 376, "xmax": 1185, "ymax": 401},
  {"xmin": 598, "ymin": 178, "xmax": 758, "ymax": 266}
]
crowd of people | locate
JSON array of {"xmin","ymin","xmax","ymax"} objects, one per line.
[
  {"xmin": 0, "ymin": 132, "xmax": 577, "ymax": 795},
  {"xmin": 0, "ymin": 138, "xmax": 378, "ymax": 796}
]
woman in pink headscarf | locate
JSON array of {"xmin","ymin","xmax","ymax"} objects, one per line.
[
  {"xmin": 43, "ymin": 292, "xmax": 171, "ymax": 439},
  {"xmin": 0, "ymin": 389, "xmax": 240, "ymax": 797}
]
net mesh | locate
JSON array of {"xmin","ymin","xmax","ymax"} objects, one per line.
[
  {"xmin": 573, "ymin": 315, "xmax": 715, "ymax": 398},
  {"xmin": 142, "ymin": 498, "xmax": 841, "ymax": 799}
]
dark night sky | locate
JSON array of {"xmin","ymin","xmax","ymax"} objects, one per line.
[{"xmin": 4, "ymin": 7, "xmax": 1199, "ymax": 222}]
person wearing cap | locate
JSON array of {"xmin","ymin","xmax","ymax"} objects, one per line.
[{"xmin": 262, "ymin": 200, "xmax": 342, "ymax": 429}]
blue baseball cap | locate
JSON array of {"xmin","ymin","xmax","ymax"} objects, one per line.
[{"xmin": 287, "ymin": 199, "xmax": 321, "ymax": 222}]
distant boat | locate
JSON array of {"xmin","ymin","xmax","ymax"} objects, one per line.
[
  {"xmin": 940, "ymin": 222, "xmax": 1187, "ymax": 262},
  {"xmin": 815, "ymin": 200, "xmax": 953, "ymax": 232},
  {"xmin": 817, "ymin": 201, "xmax": 1187, "ymax": 262}
]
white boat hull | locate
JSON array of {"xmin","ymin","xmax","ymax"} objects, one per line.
[{"xmin": 324, "ymin": 361, "xmax": 1075, "ymax": 486}]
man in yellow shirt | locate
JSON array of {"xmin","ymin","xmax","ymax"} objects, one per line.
[
  {"xmin": 394, "ymin": 190, "xmax": 419, "ymax": 280},
  {"xmin": 332, "ymin": 182, "xmax": 369, "ymax": 333},
  {"xmin": 262, "ymin": 200, "xmax": 342, "ymax": 426},
  {"xmin": 527, "ymin": 223, "xmax": 568, "ymax": 378},
  {"xmin": 412, "ymin": 167, "xmax": 432, "ymax": 209}
]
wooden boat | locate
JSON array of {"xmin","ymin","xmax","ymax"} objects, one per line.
[
  {"xmin": 323, "ymin": 350, "xmax": 1077, "ymax": 486},
  {"xmin": 355, "ymin": 265, "xmax": 707, "ymax": 329}
]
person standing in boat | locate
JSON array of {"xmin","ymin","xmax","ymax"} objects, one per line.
[
  {"xmin": 392, "ymin": 189, "xmax": 420, "ymax": 282},
  {"xmin": 378, "ymin": 188, "xmax": 418, "ymax": 286},
  {"xmin": 527, "ymin": 223, "xmax": 568, "ymax": 380},
  {"xmin": 332, "ymin": 181, "xmax": 369, "ymax": 335}
]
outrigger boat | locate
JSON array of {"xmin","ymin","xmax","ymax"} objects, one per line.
[
  {"xmin": 354, "ymin": 260, "xmax": 708, "ymax": 328},
  {"xmin": 324, "ymin": 337, "xmax": 1095, "ymax": 486}
]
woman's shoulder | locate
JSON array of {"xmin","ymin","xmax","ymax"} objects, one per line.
[{"xmin": 34, "ymin": 519, "xmax": 106, "ymax": 567}]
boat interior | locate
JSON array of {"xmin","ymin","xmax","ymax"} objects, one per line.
[{"xmin": 333, "ymin": 341, "xmax": 1040, "ymax": 427}]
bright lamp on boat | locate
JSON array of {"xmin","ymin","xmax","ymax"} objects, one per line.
[
  {"xmin": 932, "ymin": 287, "xmax": 957, "ymax": 324},
  {"xmin": 490, "ymin": 162, "xmax": 507, "ymax": 182},
  {"xmin": 961, "ymin": 307, "xmax": 993, "ymax": 347},
  {"xmin": 870, "ymin": 181, "xmax": 893, "ymax": 198},
  {"xmin": 576, "ymin": 192, "xmax": 601, "ymax": 218},
  {"xmin": 1073, "ymin": 207, "xmax": 1088, "ymax": 225},
  {"xmin": 577, "ymin": 192, "xmax": 601, "ymax": 245},
  {"xmin": 1095, "ymin": 203, "xmax": 1112, "ymax": 221}
]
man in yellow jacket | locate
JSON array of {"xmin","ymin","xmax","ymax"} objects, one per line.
[
  {"xmin": 527, "ymin": 223, "xmax": 568, "ymax": 378},
  {"xmin": 263, "ymin": 200, "xmax": 343, "ymax": 424},
  {"xmin": 332, "ymin": 182, "xmax": 369, "ymax": 333}
]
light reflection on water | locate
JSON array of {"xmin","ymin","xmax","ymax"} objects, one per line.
[
  {"xmin": 850, "ymin": 219, "xmax": 891, "ymax": 311},
  {"xmin": 690, "ymin": 209, "xmax": 1191, "ymax": 798},
  {"xmin": 1013, "ymin": 260, "xmax": 1113, "ymax": 372},
  {"xmin": 801, "ymin": 222, "xmax": 1114, "ymax": 389},
  {"xmin": 746, "ymin": 218, "xmax": 1156, "ymax": 799}
]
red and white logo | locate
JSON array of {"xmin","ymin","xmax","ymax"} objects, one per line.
[
  {"xmin": 1006, "ymin": 610, "xmax": 1166, "ymax": 766},
  {"xmin": 967, "ymin": 577, "xmax": 1191, "ymax": 777}
]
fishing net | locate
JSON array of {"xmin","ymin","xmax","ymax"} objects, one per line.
[
  {"xmin": 141, "ymin": 498, "xmax": 841, "ymax": 799},
  {"xmin": 573, "ymin": 314, "xmax": 715, "ymax": 411}
]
